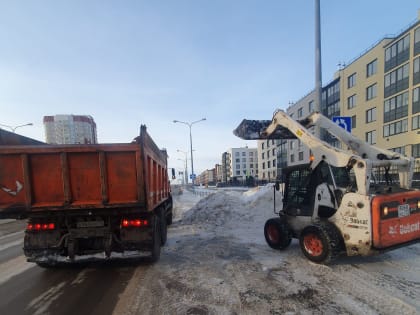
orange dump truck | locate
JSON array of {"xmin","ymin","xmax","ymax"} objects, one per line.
[{"xmin": 0, "ymin": 125, "xmax": 172, "ymax": 266}]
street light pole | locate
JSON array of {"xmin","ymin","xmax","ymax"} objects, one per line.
[
  {"xmin": 177, "ymin": 149, "xmax": 189, "ymax": 185},
  {"xmin": 0, "ymin": 123, "xmax": 33, "ymax": 133},
  {"xmin": 173, "ymin": 118, "xmax": 206, "ymax": 187}
]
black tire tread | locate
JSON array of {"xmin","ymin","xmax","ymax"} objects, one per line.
[
  {"xmin": 299, "ymin": 221, "xmax": 343, "ymax": 264},
  {"xmin": 264, "ymin": 217, "xmax": 292, "ymax": 250}
]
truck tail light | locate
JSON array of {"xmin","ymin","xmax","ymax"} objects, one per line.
[
  {"xmin": 27, "ymin": 222, "xmax": 55, "ymax": 231},
  {"xmin": 121, "ymin": 219, "xmax": 149, "ymax": 228}
]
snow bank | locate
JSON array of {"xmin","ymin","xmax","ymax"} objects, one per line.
[{"xmin": 181, "ymin": 185, "xmax": 280, "ymax": 233}]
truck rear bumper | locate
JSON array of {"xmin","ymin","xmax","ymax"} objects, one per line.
[{"xmin": 26, "ymin": 249, "xmax": 153, "ymax": 265}]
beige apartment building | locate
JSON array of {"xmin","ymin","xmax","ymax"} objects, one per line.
[
  {"xmin": 257, "ymin": 139, "xmax": 277, "ymax": 181},
  {"xmin": 339, "ymin": 17, "xmax": 420, "ymax": 164},
  {"xmin": 277, "ymin": 11, "xmax": 420, "ymax": 174}
]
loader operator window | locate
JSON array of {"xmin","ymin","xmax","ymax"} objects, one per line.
[{"xmin": 285, "ymin": 167, "xmax": 312, "ymax": 215}]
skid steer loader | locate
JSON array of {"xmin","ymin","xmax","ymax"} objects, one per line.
[{"xmin": 234, "ymin": 110, "xmax": 420, "ymax": 263}]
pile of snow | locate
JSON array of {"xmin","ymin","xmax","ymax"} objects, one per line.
[{"xmin": 181, "ymin": 185, "xmax": 280, "ymax": 228}]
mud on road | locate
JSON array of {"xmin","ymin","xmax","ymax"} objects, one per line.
[{"xmin": 114, "ymin": 189, "xmax": 420, "ymax": 315}]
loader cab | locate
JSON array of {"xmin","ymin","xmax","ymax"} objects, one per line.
[
  {"xmin": 282, "ymin": 164, "xmax": 313, "ymax": 216},
  {"xmin": 282, "ymin": 161, "xmax": 354, "ymax": 218}
]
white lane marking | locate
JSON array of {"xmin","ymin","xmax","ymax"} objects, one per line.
[
  {"xmin": 0, "ymin": 255, "xmax": 35, "ymax": 286},
  {"xmin": 26, "ymin": 281, "xmax": 66, "ymax": 315},
  {"xmin": 0, "ymin": 238, "xmax": 23, "ymax": 252},
  {"xmin": 0, "ymin": 231, "xmax": 24, "ymax": 241}
]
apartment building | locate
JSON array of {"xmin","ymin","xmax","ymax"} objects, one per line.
[
  {"xmin": 285, "ymin": 91, "xmax": 318, "ymax": 167},
  {"xmin": 257, "ymin": 139, "xmax": 278, "ymax": 181},
  {"xmin": 276, "ymin": 11, "xmax": 420, "ymax": 175},
  {"xmin": 44, "ymin": 115, "xmax": 97, "ymax": 144},
  {"xmin": 339, "ymin": 15, "xmax": 420, "ymax": 164},
  {"xmin": 197, "ymin": 168, "xmax": 216, "ymax": 186},
  {"xmin": 226, "ymin": 147, "xmax": 258, "ymax": 183}
]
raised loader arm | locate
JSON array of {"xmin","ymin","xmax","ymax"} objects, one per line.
[
  {"xmin": 234, "ymin": 110, "xmax": 357, "ymax": 170},
  {"xmin": 234, "ymin": 109, "xmax": 414, "ymax": 190}
]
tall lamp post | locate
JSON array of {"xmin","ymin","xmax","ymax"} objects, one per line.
[
  {"xmin": 173, "ymin": 118, "xmax": 206, "ymax": 187},
  {"xmin": 0, "ymin": 123, "xmax": 33, "ymax": 133},
  {"xmin": 177, "ymin": 149, "xmax": 189, "ymax": 186}
]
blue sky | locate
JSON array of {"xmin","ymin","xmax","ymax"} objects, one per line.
[{"xmin": 1, "ymin": 1, "xmax": 419, "ymax": 175}]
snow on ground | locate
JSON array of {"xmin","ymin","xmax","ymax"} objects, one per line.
[{"xmin": 117, "ymin": 186, "xmax": 420, "ymax": 315}]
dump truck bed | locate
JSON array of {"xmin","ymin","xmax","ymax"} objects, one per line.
[{"xmin": 0, "ymin": 137, "xmax": 170, "ymax": 218}]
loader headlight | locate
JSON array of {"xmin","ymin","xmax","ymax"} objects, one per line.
[
  {"xmin": 383, "ymin": 206, "xmax": 389, "ymax": 216},
  {"xmin": 417, "ymin": 200, "xmax": 420, "ymax": 209}
]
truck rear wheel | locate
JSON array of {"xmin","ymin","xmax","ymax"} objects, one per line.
[
  {"xmin": 157, "ymin": 207, "xmax": 167, "ymax": 246},
  {"xmin": 264, "ymin": 218, "xmax": 292, "ymax": 250},
  {"xmin": 299, "ymin": 222, "xmax": 342, "ymax": 264},
  {"xmin": 150, "ymin": 216, "xmax": 161, "ymax": 262}
]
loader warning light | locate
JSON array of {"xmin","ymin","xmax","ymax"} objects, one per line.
[
  {"xmin": 121, "ymin": 219, "xmax": 149, "ymax": 228},
  {"xmin": 27, "ymin": 222, "xmax": 55, "ymax": 231}
]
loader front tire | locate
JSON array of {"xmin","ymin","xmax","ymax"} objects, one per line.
[
  {"xmin": 299, "ymin": 222, "xmax": 342, "ymax": 264},
  {"xmin": 264, "ymin": 218, "xmax": 292, "ymax": 250}
]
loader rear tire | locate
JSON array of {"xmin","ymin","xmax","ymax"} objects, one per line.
[
  {"xmin": 299, "ymin": 222, "xmax": 342, "ymax": 264},
  {"xmin": 264, "ymin": 218, "xmax": 292, "ymax": 250}
]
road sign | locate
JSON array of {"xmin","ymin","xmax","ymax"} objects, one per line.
[
  {"xmin": 189, "ymin": 174, "xmax": 196, "ymax": 180},
  {"xmin": 332, "ymin": 116, "xmax": 352, "ymax": 133}
]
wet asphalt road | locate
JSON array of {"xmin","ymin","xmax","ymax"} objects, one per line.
[{"xmin": 0, "ymin": 220, "xmax": 145, "ymax": 315}]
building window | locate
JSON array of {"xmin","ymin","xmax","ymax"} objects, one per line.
[
  {"xmin": 242, "ymin": 158, "xmax": 246, "ymax": 162},
  {"xmin": 414, "ymin": 57, "xmax": 420, "ymax": 85},
  {"xmin": 412, "ymin": 115, "xmax": 420, "ymax": 130},
  {"xmin": 267, "ymin": 161, "xmax": 271, "ymax": 168},
  {"xmin": 261, "ymin": 143, "xmax": 264, "ymax": 150},
  {"xmin": 267, "ymin": 151, "xmax": 270, "ymax": 158},
  {"xmin": 242, "ymin": 152, "xmax": 246, "ymax": 156},
  {"xmin": 309, "ymin": 100, "xmax": 314, "ymax": 113},
  {"xmin": 415, "ymin": 27, "xmax": 420, "ymax": 56},
  {"xmin": 272, "ymin": 148, "xmax": 275, "ymax": 155},
  {"xmin": 384, "ymin": 63, "xmax": 409, "ymax": 98},
  {"xmin": 235, "ymin": 158, "xmax": 240, "ymax": 163},
  {"xmin": 347, "ymin": 73, "xmax": 356, "ymax": 88},
  {"xmin": 413, "ymin": 87, "xmax": 420, "ymax": 114},
  {"xmin": 367, "ymin": 59, "xmax": 377, "ymax": 77},
  {"xmin": 249, "ymin": 151, "xmax": 253, "ymax": 156},
  {"xmin": 262, "ymin": 153, "xmax": 265, "ymax": 159},
  {"xmin": 236, "ymin": 171, "xmax": 240, "ymax": 176},
  {"xmin": 366, "ymin": 107, "xmax": 376, "ymax": 123},
  {"xmin": 250, "ymin": 164, "xmax": 254, "ymax": 168},
  {"xmin": 351, "ymin": 115, "xmax": 356, "ymax": 129},
  {"xmin": 242, "ymin": 164, "xmax": 246, "ymax": 169},
  {"xmin": 272, "ymin": 159, "xmax": 276, "ymax": 167},
  {"xmin": 347, "ymin": 94, "xmax": 357, "ymax": 109},
  {"xmin": 290, "ymin": 141, "xmax": 295, "ymax": 150},
  {"xmin": 250, "ymin": 157, "xmax": 253, "ymax": 162},
  {"xmin": 327, "ymin": 101, "xmax": 340, "ymax": 117},
  {"xmin": 413, "ymin": 144, "xmax": 420, "ymax": 158},
  {"xmin": 262, "ymin": 162, "xmax": 265, "ymax": 169},
  {"xmin": 236, "ymin": 164, "xmax": 240, "ymax": 169},
  {"xmin": 235, "ymin": 152, "xmax": 239, "ymax": 157},
  {"xmin": 385, "ymin": 34, "xmax": 410, "ymax": 72},
  {"xmin": 384, "ymin": 91, "xmax": 409, "ymax": 123},
  {"xmin": 298, "ymin": 107, "xmax": 303, "ymax": 118},
  {"xmin": 366, "ymin": 83, "xmax": 377, "ymax": 101},
  {"xmin": 298, "ymin": 151, "xmax": 304, "ymax": 161},
  {"xmin": 383, "ymin": 119, "xmax": 408, "ymax": 137},
  {"xmin": 290, "ymin": 154, "xmax": 295, "ymax": 163},
  {"xmin": 391, "ymin": 146, "xmax": 406, "ymax": 156},
  {"xmin": 366, "ymin": 130, "xmax": 376, "ymax": 144}
]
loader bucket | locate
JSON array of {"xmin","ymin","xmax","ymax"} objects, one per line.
[{"xmin": 233, "ymin": 119, "xmax": 297, "ymax": 140}]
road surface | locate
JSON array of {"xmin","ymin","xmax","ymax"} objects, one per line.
[{"xmin": 0, "ymin": 187, "xmax": 419, "ymax": 315}]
